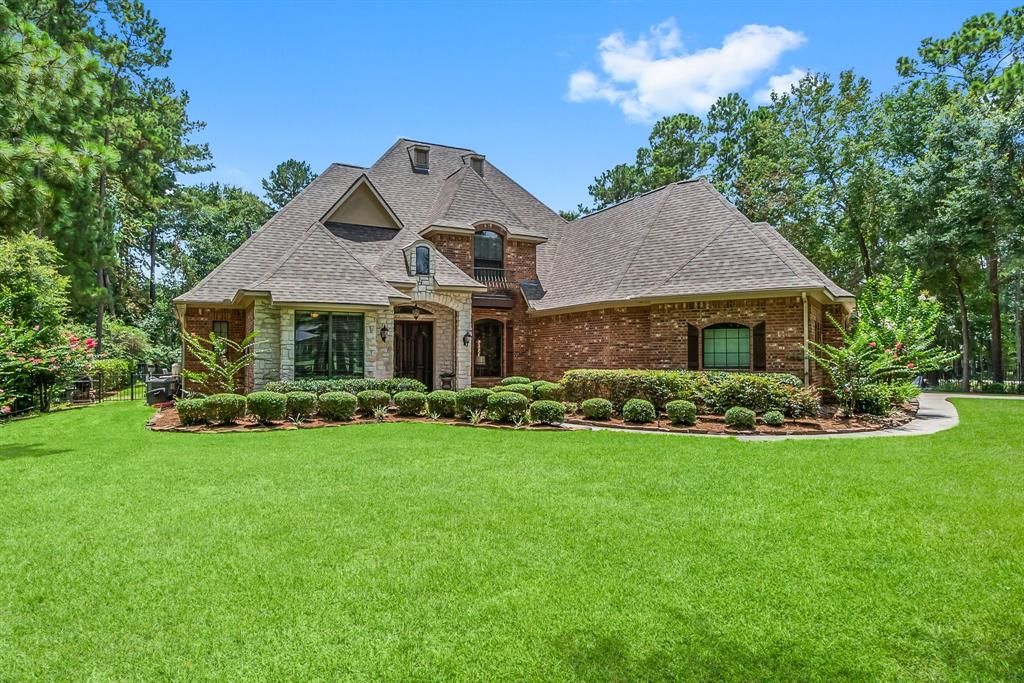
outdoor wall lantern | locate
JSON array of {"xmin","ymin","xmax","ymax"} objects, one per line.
[
  {"xmin": 380, "ymin": 324, "xmax": 388, "ymax": 342},
  {"xmin": 462, "ymin": 331, "xmax": 472, "ymax": 347}
]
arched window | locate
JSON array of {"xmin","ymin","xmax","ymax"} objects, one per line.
[
  {"xmin": 473, "ymin": 229, "xmax": 504, "ymax": 279},
  {"xmin": 473, "ymin": 319, "xmax": 503, "ymax": 378},
  {"xmin": 415, "ymin": 245, "xmax": 430, "ymax": 275},
  {"xmin": 702, "ymin": 323, "xmax": 750, "ymax": 369}
]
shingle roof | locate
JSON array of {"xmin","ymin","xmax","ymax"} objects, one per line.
[
  {"xmin": 527, "ymin": 179, "xmax": 853, "ymax": 311},
  {"xmin": 177, "ymin": 139, "xmax": 849, "ymax": 312}
]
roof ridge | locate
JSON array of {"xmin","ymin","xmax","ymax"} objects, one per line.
[
  {"xmin": 574, "ymin": 183, "xmax": 674, "ymax": 221},
  {"xmin": 398, "ymin": 137, "xmax": 476, "ymax": 152},
  {"xmin": 640, "ymin": 215, "xmax": 745, "ymax": 296},
  {"xmin": 311, "ymin": 221, "xmax": 406, "ymax": 294},
  {"xmin": 424, "ymin": 167, "xmax": 470, "ymax": 226},
  {"xmin": 329, "ymin": 162, "xmax": 366, "ymax": 170},
  {"xmin": 743, "ymin": 221, "xmax": 815, "ymax": 284},
  {"xmin": 609, "ymin": 182, "xmax": 676, "ymax": 297},
  {"xmin": 250, "ymin": 223, "xmax": 320, "ymax": 290},
  {"xmin": 466, "ymin": 165, "xmax": 531, "ymax": 230}
]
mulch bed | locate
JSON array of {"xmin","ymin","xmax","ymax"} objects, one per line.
[{"xmin": 148, "ymin": 400, "xmax": 918, "ymax": 436}]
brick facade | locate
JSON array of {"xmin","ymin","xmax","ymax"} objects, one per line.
[
  {"xmin": 182, "ymin": 305, "xmax": 251, "ymax": 392},
  {"xmin": 427, "ymin": 233, "xmax": 472, "ymax": 272}
]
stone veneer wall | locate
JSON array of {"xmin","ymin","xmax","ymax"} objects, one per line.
[{"xmin": 407, "ymin": 277, "xmax": 473, "ymax": 389}]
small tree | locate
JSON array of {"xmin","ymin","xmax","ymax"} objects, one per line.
[{"xmin": 181, "ymin": 330, "xmax": 258, "ymax": 395}]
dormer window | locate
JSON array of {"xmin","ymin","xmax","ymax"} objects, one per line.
[
  {"xmin": 412, "ymin": 146, "xmax": 429, "ymax": 172},
  {"xmin": 415, "ymin": 245, "xmax": 430, "ymax": 275},
  {"xmin": 469, "ymin": 155, "xmax": 484, "ymax": 176}
]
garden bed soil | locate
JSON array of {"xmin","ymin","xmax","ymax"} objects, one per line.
[
  {"xmin": 567, "ymin": 400, "xmax": 918, "ymax": 435},
  {"xmin": 148, "ymin": 400, "xmax": 917, "ymax": 436}
]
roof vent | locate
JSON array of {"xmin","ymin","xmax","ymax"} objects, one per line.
[
  {"xmin": 412, "ymin": 146, "xmax": 429, "ymax": 173},
  {"xmin": 469, "ymin": 155, "xmax": 485, "ymax": 176}
]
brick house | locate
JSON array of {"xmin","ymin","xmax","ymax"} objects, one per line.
[{"xmin": 174, "ymin": 139, "xmax": 853, "ymax": 391}]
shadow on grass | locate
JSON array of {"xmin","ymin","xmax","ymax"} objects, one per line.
[{"xmin": 0, "ymin": 442, "xmax": 71, "ymax": 461}]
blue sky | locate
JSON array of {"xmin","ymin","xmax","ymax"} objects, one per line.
[{"xmin": 150, "ymin": 0, "xmax": 1015, "ymax": 212}]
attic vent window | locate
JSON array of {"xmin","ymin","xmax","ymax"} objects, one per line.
[
  {"xmin": 469, "ymin": 155, "xmax": 484, "ymax": 176},
  {"xmin": 412, "ymin": 146, "xmax": 429, "ymax": 172}
]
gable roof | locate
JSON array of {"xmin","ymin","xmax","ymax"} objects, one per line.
[{"xmin": 527, "ymin": 179, "xmax": 853, "ymax": 312}]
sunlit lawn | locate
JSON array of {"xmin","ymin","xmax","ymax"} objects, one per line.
[{"xmin": 1, "ymin": 399, "xmax": 1022, "ymax": 680}]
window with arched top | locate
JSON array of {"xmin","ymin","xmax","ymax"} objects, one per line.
[
  {"xmin": 473, "ymin": 229, "xmax": 504, "ymax": 280},
  {"xmin": 702, "ymin": 323, "xmax": 750, "ymax": 369},
  {"xmin": 473, "ymin": 319, "xmax": 503, "ymax": 378},
  {"xmin": 415, "ymin": 245, "xmax": 430, "ymax": 274}
]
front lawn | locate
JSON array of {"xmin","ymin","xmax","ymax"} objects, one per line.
[{"xmin": 2, "ymin": 400, "xmax": 1022, "ymax": 680}]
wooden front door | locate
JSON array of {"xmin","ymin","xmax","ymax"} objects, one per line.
[{"xmin": 394, "ymin": 321, "xmax": 433, "ymax": 390}]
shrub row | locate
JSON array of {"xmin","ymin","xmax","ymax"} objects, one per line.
[
  {"xmin": 263, "ymin": 377, "xmax": 427, "ymax": 396},
  {"xmin": 560, "ymin": 369, "xmax": 818, "ymax": 417},
  {"xmin": 90, "ymin": 358, "xmax": 134, "ymax": 390}
]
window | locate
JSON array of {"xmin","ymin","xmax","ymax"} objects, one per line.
[
  {"xmin": 211, "ymin": 320, "xmax": 229, "ymax": 338},
  {"xmin": 473, "ymin": 229, "xmax": 503, "ymax": 275},
  {"xmin": 473, "ymin": 319, "xmax": 503, "ymax": 378},
  {"xmin": 415, "ymin": 245, "xmax": 430, "ymax": 275},
  {"xmin": 294, "ymin": 311, "xmax": 364, "ymax": 379},
  {"xmin": 702, "ymin": 323, "xmax": 750, "ymax": 369},
  {"xmin": 413, "ymin": 146, "xmax": 429, "ymax": 171}
]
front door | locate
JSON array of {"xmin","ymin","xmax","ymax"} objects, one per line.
[{"xmin": 394, "ymin": 321, "xmax": 433, "ymax": 390}]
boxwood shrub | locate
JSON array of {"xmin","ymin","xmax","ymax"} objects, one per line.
[
  {"xmin": 665, "ymin": 399, "xmax": 697, "ymax": 426},
  {"xmin": 176, "ymin": 398, "xmax": 206, "ymax": 426},
  {"xmin": 456, "ymin": 388, "xmax": 493, "ymax": 416},
  {"xmin": 499, "ymin": 376, "xmax": 531, "ymax": 386},
  {"xmin": 318, "ymin": 391, "xmax": 357, "ymax": 421},
  {"xmin": 487, "ymin": 391, "xmax": 529, "ymax": 422},
  {"xmin": 394, "ymin": 390, "xmax": 427, "ymax": 416},
  {"xmin": 286, "ymin": 391, "xmax": 317, "ymax": 420},
  {"xmin": 356, "ymin": 390, "xmax": 391, "ymax": 415},
  {"xmin": 246, "ymin": 391, "xmax": 287, "ymax": 424},
  {"xmin": 493, "ymin": 384, "xmax": 534, "ymax": 399},
  {"xmin": 534, "ymin": 381, "xmax": 564, "ymax": 402},
  {"xmin": 581, "ymin": 398, "xmax": 613, "ymax": 420},
  {"xmin": 763, "ymin": 410, "xmax": 785, "ymax": 427},
  {"xmin": 724, "ymin": 406, "xmax": 756, "ymax": 430},
  {"xmin": 529, "ymin": 399, "xmax": 565, "ymax": 425},
  {"xmin": 426, "ymin": 390, "xmax": 457, "ymax": 418},
  {"xmin": 203, "ymin": 393, "xmax": 246, "ymax": 424},
  {"xmin": 264, "ymin": 377, "xmax": 427, "ymax": 396},
  {"xmin": 622, "ymin": 398, "xmax": 656, "ymax": 424}
]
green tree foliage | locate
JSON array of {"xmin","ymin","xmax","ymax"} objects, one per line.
[
  {"xmin": 181, "ymin": 330, "xmax": 258, "ymax": 395},
  {"xmin": 261, "ymin": 159, "xmax": 317, "ymax": 210},
  {"xmin": 0, "ymin": 234, "xmax": 69, "ymax": 337}
]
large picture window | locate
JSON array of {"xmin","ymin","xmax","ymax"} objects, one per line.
[
  {"xmin": 702, "ymin": 323, "xmax": 750, "ymax": 370},
  {"xmin": 473, "ymin": 319, "xmax": 503, "ymax": 378},
  {"xmin": 473, "ymin": 230, "xmax": 503, "ymax": 274},
  {"xmin": 294, "ymin": 311, "xmax": 364, "ymax": 378}
]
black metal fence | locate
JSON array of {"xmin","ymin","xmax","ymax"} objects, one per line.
[{"xmin": 64, "ymin": 372, "xmax": 147, "ymax": 404}]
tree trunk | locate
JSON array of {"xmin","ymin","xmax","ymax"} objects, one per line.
[
  {"xmin": 989, "ymin": 252, "xmax": 1003, "ymax": 382},
  {"xmin": 953, "ymin": 266, "xmax": 971, "ymax": 392},
  {"xmin": 1016, "ymin": 273, "xmax": 1023, "ymax": 384},
  {"xmin": 149, "ymin": 224, "xmax": 157, "ymax": 305},
  {"xmin": 856, "ymin": 229, "xmax": 873, "ymax": 279},
  {"xmin": 95, "ymin": 267, "xmax": 105, "ymax": 354}
]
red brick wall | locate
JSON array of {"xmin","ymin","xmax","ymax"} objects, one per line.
[
  {"xmin": 432, "ymin": 225, "xmax": 538, "ymax": 284},
  {"xmin": 428, "ymin": 234, "xmax": 472, "ymax": 273},
  {"xmin": 518, "ymin": 295, "xmax": 830, "ymax": 384},
  {"xmin": 505, "ymin": 239, "xmax": 537, "ymax": 282},
  {"xmin": 181, "ymin": 305, "xmax": 252, "ymax": 393}
]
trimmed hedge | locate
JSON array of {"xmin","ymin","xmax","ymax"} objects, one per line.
[
  {"xmin": 665, "ymin": 399, "xmax": 697, "ymax": 426},
  {"xmin": 487, "ymin": 391, "xmax": 528, "ymax": 422},
  {"xmin": 394, "ymin": 390, "xmax": 427, "ymax": 416},
  {"xmin": 356, "ymin": 390, "xmax": 391, "ymax": 414},
  {"xmin": 246, "ymin": 391, "xmax": 287, "ymax": 424},
  {"xmin": 499, "ymin": 376, "xmax": 531, "ymax": 386},
  {"xmin": 176, "ymin": 398, "xmax": 206, "ymax": 426},
  {"xmin": 581, "ymin": 398, "xmax": 613, "ymax": 420},
  {"xmin": 318, "ymin": 391, "xmax": 358, "ymax": 421},
  {"xmin": 456, "ymin": 388, "xmax": 493, "ymax": 416},
  {"xmin": 264, "ymin": 377, "xmax": 427, "ymax": 396},
  {"xmin": 561, "ymin": 368, "xmax": 816, "ymax": 416},
  {"xmin": 493, "ymin": 384, "xmax": 534, "ymax": 399},
  {"xmin": 529, "ymin": 400, "xmax": 565, "ymax": 424},
  {"xmin": 286, "ymin": 391, "xmax": 317, "ymax": 420},
  {"xmin": 427, "ymin": 390, "xmax": 457, "ymax": 418},
  {"xmin": 622, "ymin": 398, "xmax": 656, "ymax": 424},
  {"xmin": 90, "ymin": 358, "xmax": 134, "ymax": 390},
  {"xmin": 763, "ymin": 410, "xmax": 785, "ymax": 427},
  {"xmin": 534, "ymin": 381, "xmax": 564, "ymax": 402},
  {"xmin": 725, "ymin": 406, "xmax": 756, "ymax": 430},
  {"xmin": 203, "ymin": 393, "xmax": 246, "ymax": 424}
]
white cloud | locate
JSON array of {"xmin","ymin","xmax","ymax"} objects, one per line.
[
  {"xmin": 753, "ymin": 67, "xmax": 807, "ymax": 104},
  {"xmin": 566, "ymin": 19, "xmax": 806, "ymax": 121}
]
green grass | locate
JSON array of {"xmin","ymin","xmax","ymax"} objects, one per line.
[{"xmin": 1, "ymin": 400, "xmax": 1023, "ymax": 680}]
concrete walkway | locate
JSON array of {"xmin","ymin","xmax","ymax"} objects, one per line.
[{"xmin": 567, "ymin": 393, "xmax": 1022, "ymax": 441}]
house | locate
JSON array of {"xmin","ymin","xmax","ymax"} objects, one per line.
[{"xmin": 174, "ymin": 139, "xmax": 854, "ymax": 391}]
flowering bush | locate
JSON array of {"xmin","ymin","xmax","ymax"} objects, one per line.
[{"xmin": 1, "ymin": 301, "xmax": 94, "ymax": 414}]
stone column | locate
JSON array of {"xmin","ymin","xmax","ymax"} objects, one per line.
[
  {"xmin": 252, "ymin": 298, "xmax": 281, "ymax": 389},
  {"xmin": 455, "ymin": 297, "xmax": 473, "ymax": 389},
  {"xmin": 278, "ymin": 308, "xmax": 294, "ymax": 381}
]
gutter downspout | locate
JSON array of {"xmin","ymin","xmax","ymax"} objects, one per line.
[{"xmin": 801, "ymin": 292, "xmax": 810, "ymax": 386}]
